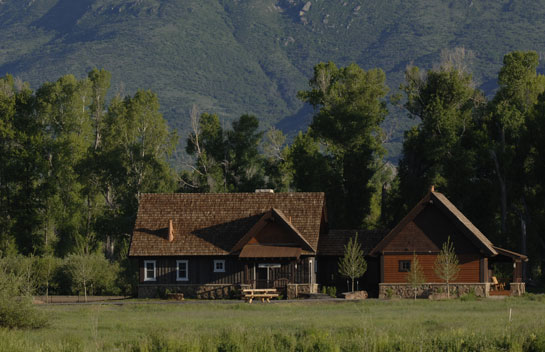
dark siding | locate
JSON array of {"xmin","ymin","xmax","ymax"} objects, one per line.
[
  {"xmin": 138, "ymin": 256, "xmax": 313, "ymax": 286},
  {"xmin": 317, "ymin": 256, "xmax": 380, "ymax": 297}
]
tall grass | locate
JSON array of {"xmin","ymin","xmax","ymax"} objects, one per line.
[{"xmin": 3, "ymin": 297, "xmax": 545, "ymax": 351}]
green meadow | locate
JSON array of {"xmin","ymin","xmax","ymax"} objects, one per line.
[{"xmin": 2, "ymin": 296, "xmax": 545, "ymax": 351}]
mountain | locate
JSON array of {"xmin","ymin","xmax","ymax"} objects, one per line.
[{"xmin": 2, "ymin": 0, "xmax": 545, "ymax": 161}]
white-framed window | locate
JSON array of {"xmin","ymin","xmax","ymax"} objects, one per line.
[
  {"xmin": 214, "ymin": 259, "xmax": 225, "ymax": 273},
  {"xmin": 176, "ymin": 260, "xmax": 189, "ymax": 281},
  {"xmin": 144, "ymin": 260, "xmax": 156, "ymax": 282}
]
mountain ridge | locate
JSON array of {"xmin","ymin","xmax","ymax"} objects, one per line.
[{"xmin": 2, "ymin": 0, "xmax": 545, "ymax": 160}]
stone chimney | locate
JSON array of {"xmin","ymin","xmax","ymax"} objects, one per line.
[{"xmin": 168, "ymin": 219, "xmax": 174, "ymax": 242}]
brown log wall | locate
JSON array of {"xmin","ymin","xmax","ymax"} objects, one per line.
[{"xmin": 383, "ymin": 254, "xmax": 481, "ymax": 283}]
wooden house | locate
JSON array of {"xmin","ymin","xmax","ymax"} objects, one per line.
[
  {"xmin": 129, "ymin": 189, "xmax": 527, "ymax": 299},
  {"xmin": 369, "ymin": 188, "xmax": 528, "ymax": 297},
  {"xmin": 129, "ymin": 192, "xmax": 327, "ymax": 298}
]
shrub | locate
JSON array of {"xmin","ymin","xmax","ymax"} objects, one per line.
[
  {"xmin": 63, "ymin": 252, "xmax": 121, "ymax": 300},
  {"xmin": 0, "ymin": 296, "xmax": 47, "ymax": 329},
  {"xmin": 321, "ymin": 286, "xmax": 337, "ymax": 297},
  {"xmin": 524, "ymin": 333, "xmax": 545, "ymax": 352},
  {"xmin": 0, "ymin": 257, "xmax": 48, "ymax": 329},
  {"xmin": 459, "ymin": 291, "xmax": 478, "ymax": 301}
]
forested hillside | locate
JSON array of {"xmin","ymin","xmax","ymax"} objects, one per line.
[{"xmin": 2, "ymin": 0, "xmax": 545, "ymax": 159}]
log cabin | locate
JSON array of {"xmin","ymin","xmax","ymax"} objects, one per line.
[{"xmin": 129, "ymin": 189, "xmax": 527, "ymax": 298}]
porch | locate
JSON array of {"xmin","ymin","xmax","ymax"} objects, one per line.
[{"xmin": 488, "ymin": 246, "xmax": 528, "ymax": 296}]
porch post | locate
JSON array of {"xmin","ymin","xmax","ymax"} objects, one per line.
[
  {"xmin": 513, "ymin": 260, "xmax": 522, "ymax": 283},
  {"xmin": 244, "ymin": 264, "xmax": 248, "ymax": 284},
  {"xmin": 290, "ymin": 260, "xmax": 295, "ymax": 283}
]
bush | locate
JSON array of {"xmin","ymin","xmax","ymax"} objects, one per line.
[
  {"xmin": 321, "ymin": 286, "xmax": 337, "ymax": 297},
  {"xmin": 524, "ymin": 333, "xmax": 545, "ymax": 352},
  {"xmin": 63, "ymin": 252, "xmax": 121, "ymax": 298},
  {"xmin": 459, "ymin": 292, "xmax": 478, "ymax": 301},
  {"xmin": 0, "ymin": 257, "xmax": 48, "ymax": 329},
  {"xmin": 0, "ymin": 296, "xmax": 47, "ymax": 329}
]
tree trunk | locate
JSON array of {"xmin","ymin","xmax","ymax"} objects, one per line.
[
  {"xmin": 105, "ymin": 235, "xmax": 115, "ymax": 260},
  {"xmin": 520, "ymin": 212, "xmax": 527, "ymax": 282},
  {"xmin": 84, "ymin": 279, "xmax": 87, "ymax": 303},
  {"xmin": 490, "ymin": 150, "xmax": 508, "ymax": 235},
  {"xmin": 351, "ymin": 277, "xmax": 354, "ymax": 292}
]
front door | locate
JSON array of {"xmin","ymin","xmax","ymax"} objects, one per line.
[{"xmin": 256, "ymin": 267, "xmax": 268, "ymax": 288}]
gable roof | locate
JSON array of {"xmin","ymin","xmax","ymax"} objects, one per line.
[
  {"xmin": 231, "ymin": 208, "xmax": 315, "ymax": 253},
  {"xmin": 369, "ymin": 191, "xmax": 498, "ymax": 256},
  {"xmin": 239, "ymin": 245, "xmax": 302, "ymax": 259},
  {"xmin": 493, "ymin": 246, "xmax": 528, "ymax": 262},
  {"xmin": 129, "ymin": 192, "xmax": 325, "ymax": 256}
]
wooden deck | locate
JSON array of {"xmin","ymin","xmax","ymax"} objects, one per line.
[{"xmin": 489, "ymin": 290, "xmax": 510, "ymax": 296}]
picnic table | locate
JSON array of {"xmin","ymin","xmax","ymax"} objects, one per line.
[{"xmin": 242, "ymin": 288, "xmax": 279, "ymax": 303}]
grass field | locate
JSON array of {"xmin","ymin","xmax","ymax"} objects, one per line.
[{"xmin": 2, "ymin": 296, "xmax": 545, "ymax": 351}]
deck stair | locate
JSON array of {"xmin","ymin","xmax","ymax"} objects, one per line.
[{"xmin": 489, "ymin": 290, "xmax": 510, "ymax": 296}]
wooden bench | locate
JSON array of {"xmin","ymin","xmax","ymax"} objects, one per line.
[{"xmin": 242, "ymin": 289, "xmax": 279, "ymax": 303}]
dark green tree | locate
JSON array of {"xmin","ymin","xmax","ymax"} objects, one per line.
[
  {"xmin": 394, "ymin": 63, "xmax": 488, "ymax": 222},
  {"xmin": 484, "ymin": 52, "xmax": 545, "ymax": 276},
  {"xmin": 183, "ymin": 113, "xmax": 266, "ymax": 193},
  {"xmin": 298, "ymin": 62, "xmax": 389, "ymax": 227}
]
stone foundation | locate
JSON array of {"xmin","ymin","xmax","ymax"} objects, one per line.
[
  {"xmin": 342, "ymin": 290, "xmax": 368, "ymax": 300},
  {"xmin": 138, "ymin": 284, "xmax": 241, "ymax": 299},
  {"xmin": 379, "ymin": 283, "xmax": 490, "ymax": 299},
  {"xmin": 286, "ymin": 284, "xmax": 318, "ymax": 299},
  {"xmin": 509, "ymin": 282, "xmax": 525, "ymax": 296}
]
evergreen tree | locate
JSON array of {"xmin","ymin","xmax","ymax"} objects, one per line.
[
  {"xmin": 338, "ymin": 233, "xmax": 367, "ymax": 292},
  {"xmin": 407, "ymin": 252, "xmax": 426, "ymax": 300},
  {"xmin": 433, "ymin": 237, "xmax": 460, "ymax": 298}
]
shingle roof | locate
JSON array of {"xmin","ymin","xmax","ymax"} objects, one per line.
[
  {"xmin": 231, "ymin": 208, "xmax": 315, "ymax": 253},
  {"xmin": 369, "ymin": 191, "xmax": 498, "ymax": 256},
  {"xmin": 318, "ymin": 229, "xmax": 387, "ymax": 256},
  {"xmin": 239, "ymin": 245, "xmax": 302, "ymax": 259},
  {"xmin": 129, "ymin": 192, "xmax": 326, "ymax": 256}
]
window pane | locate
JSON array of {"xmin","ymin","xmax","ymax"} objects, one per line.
[
  {"xmin": 178, "ymin": 261, "xmax": 188, "ymax": 280},
  {"xmin": 145, "ymin": 262, "xmax": 155, "ymax": 280}
]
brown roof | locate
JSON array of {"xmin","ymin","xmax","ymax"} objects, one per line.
[
  {"xmin": 129, "ymin": 192, "xmax": 325, "ymax": 256},
  {"xmin": 239, "ymin": 245, "xmax": 302, "ymax": 259},
  {"xmin": 231, "ymin": 208, "xmax": 314, "ymax": 253},
  {"xmin": 493, "ymin": 246, "xmax": 528, "ymax": 262},
  {"xmin": 370, "ymin": 191, "xmax": 498, "ymax": 256},
  {"xmin": 318, "ymin": 229, "xmax": 387, "ymax": 256}
]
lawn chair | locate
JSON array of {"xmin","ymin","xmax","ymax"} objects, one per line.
[{"xmin": 491, "ymin": 276, "xmax": 505, "ymax": 291}]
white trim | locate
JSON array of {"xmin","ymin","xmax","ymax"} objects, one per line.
[
  {"xmin": 176, "ymin": 260, "xmax": 189, "ymax": 281},
  {"xmin": 144, "ymin": 260, "xmax": 156, "ymax": 282},
  {"xmin": 213, "ymin": 259, "xmax": 225, "ymax": 273}
]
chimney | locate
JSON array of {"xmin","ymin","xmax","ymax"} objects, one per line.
[
  {"xmin": 430, "ymin": 185, "xmax": 435, "ymax": 192},
  {"xmin": 168, "ymin": 219, "xmax": 174, "ymax": 242},
  {"xmin": 255, "ymin": 189, "xmax": 274, "ymax": 193}
]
